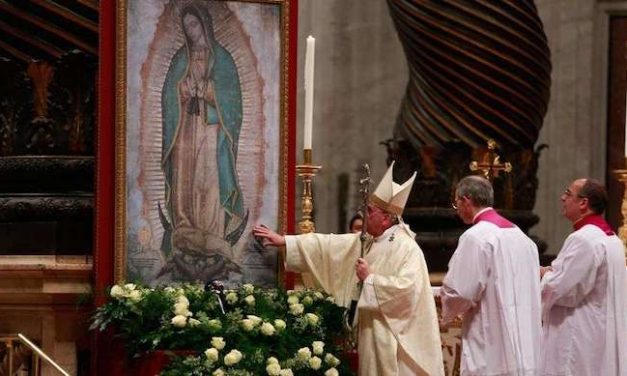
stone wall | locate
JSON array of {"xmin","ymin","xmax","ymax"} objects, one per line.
[{"xmin": 296, "ymin": 0, "xmax": 626, "ymax": 255}]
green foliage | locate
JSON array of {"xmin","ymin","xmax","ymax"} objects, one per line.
[{"xmin": 91, "ymin": 283, "xmax": 354, "ymax": 375}]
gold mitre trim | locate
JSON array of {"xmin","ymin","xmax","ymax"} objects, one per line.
[{"xmin": 369, "ymin": 193, "xmax": 403, "ymax": 215}]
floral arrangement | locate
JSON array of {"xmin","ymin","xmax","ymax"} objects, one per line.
[{"xmin": 91, "ymin": 282, "xmax": 354, "ymax": 375}]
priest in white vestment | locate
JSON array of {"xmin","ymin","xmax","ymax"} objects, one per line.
[
  {"xmin": 253, "ymin": 161, "xmax": 444, "ymax": 376},
  {"xmin": 540, "ymin": 178, "xmax": 627, "ymax": 376},
  {"xmin": 441, "ymin": 175, "xmax": 542, "ymax": 376}
]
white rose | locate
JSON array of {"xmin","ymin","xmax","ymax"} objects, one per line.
[
  {"xmin": 241, "ymin": 319, "xmax": 255, "ymax": 331},
  {"xmin": 274, "ymin": 319, "xmax": 286, "ymax": 331},
  {"xmin": 204, "ymin": 348, "xmax": 219, "ymax": 362},
  {"xmin": 226, "ymin": 292, "xmax": 238, "ymax": 305},
  {"xmin": 325, "ymin": 296, "xmax": 335, "ymax": 303},
  {"xmin": 174, "ymin": 302, "xmax": 191, "ymax": 316},
  {"xmin": 267, "ymin": 357, "xmax": 279, "ymax": 365},
  {"xmin": 324, "ymin": 353, "xmax": 340, "ymax": 367},
  {"xmin": 212, "ymin": 369, "xmax": 225, "ymax": 376},
  {"xmin": 110, "ymin": 285, "xmax": 125, "ymax": 299},
  {"xmin": 244, "ymin": 295, "xmax": 256, "ymax": 306},
  {"xmin": 312, "ymin": 341, "xmax": 324, "ymax": 355},
  {"xmin": 124, "ymin": 283, "xmax": 136, "ymax": 291},
  {"xmin": 223, "ymin": 349, "xmax": 242, "ymax": 366},
  {"xmin": 246, "ymin": 315, "xmax": 262, "ymax": 326},
  {"xmin": 261, "ymin": 322, "xmax": 276, "ymax": 336},
  {"xmin": 171, "ymin": 315, "xmax": 187, "ymax": 328},
  {"xmin": 286, "ymin": 295, "xmax": 299, "ymax": 305},
  {"xmin": 266, "ymin": 363, "xmax": 281, "ymax": 375},
  {"xmin": 305, "ymin": 313, "xmax": 319, "ymax": 326},
  {"xmin": 188, "ymin": 318, "xmax": 201, "ymax": 327},
  {"xmin": 279, "ymin": 370, "xmax": 294, "ymax": 376},
  {"xmin": 211, "ymin": 337, "xmax": 225, "ymax": 350},
  {"xmin": 309, "ymin": 356, "xmax": 322, "ymax": 370},
  {"xmin": 324, "ymin": 368, "xmax": 339, "ymax": 376},
  {"xmin": 297, "ymin": 347, "xmax": 311, "ymax": 361},
  {"xmin": 242, "ymin": 283, "xmax": 254, "ymax": 295},
  {"xmin": 128, "ymin": 289, "xmax": 142, "ymax": 302},
  {"xmin": 289, "ymin": 303, "xmax": 304, "ymax": 315},
  {"xmin": 313, "ymin": 291, "xmax": 324, "ymax": 300},
  {"xmin": 302, "ymin": 296, "xmax": 313, "ymax": 306},
  {"xmin": 287, "ymin": 289, "xmax": 298, "ymax": 296}
]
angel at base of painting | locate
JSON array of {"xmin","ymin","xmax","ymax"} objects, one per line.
[{"xmin": 157, "ymin": 2, "xmax": 248, "ymax": 281}]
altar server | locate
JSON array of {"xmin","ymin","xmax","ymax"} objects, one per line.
[
  {"xmin": 253, "ymin": 161, "xmax": 443, "ymax": 376},
  {"xmin": 540, "ymin": 178, "xmax": 626, "ymax": 376},
  {"xmin": 441, "ymin": 175, "xmax": 541, "ymax": 376}
]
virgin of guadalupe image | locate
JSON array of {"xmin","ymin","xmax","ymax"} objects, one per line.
[{"xmin": 158, "ymin": 3, "xmax": 248, "ymax": 280}]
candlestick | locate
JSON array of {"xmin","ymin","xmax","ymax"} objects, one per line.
[
  {"xmin": 304, "ymin": 35, "xmax": 315, "ymax": 150},
  {"xmin": 296, "ymin": 150, "xmax": 321, "ymax": 234}
]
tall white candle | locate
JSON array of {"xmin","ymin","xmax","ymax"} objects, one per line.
[{"xmin": 304, "ymin": 35, "xmax": 315, "ymax": 150}]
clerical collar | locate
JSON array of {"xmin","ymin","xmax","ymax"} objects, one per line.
[
  {"xmin": 472, "ymin": 207, "xmax": 492, "ymax": 223},
  {"xmin": 573, "ymin": 214, "xmax": 614, "ymax": 235},
  {"xmin": 472, "ymin": 207, "xmax": 515, "ymax": 228},
  {"xmin": 375, "ymin": 224, "xmax": 399, "ymax": 243}
]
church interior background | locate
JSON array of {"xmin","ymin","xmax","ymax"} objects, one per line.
[{"xmin": 0, "ymin": 0, "xmax": 626, "ymax": 375}]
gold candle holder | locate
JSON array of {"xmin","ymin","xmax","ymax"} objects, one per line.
[
  {"xmin": 613, "ymin": 158, "xmax": 627, "ymax": 257},
  {"xmin": 296, "ymin": 149, "xmax": 322, "ymax": 234}
]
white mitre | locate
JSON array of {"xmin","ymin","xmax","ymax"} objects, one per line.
[{"xmin": 370, "ymin": 161, "xmax": 417, "ymax": 215}]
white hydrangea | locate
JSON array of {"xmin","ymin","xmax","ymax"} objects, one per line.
[
  {"xmin": 244, "ymin": 295, "xmax": 256, "ymax": 306},
  {"xmin": 289, "ymin": 303, "xmax": 304, "ymax": 316},
  {"xmin": 305, "ymin": 313, "xmax": 319, "ymax": 326},
  {"xmin": 211, "ymin": 337, "xmax": 226, "ymax": 350},
  {"xmin": 174, "ymin": 302, "xmax": 192, "ymax": 317},
  {"xmin": 207, "ymin": 319, "xmax": 222, "ymax": 330},
  {"xmin": 204, "ymin": 348, "xmax": 219, "ymax": 362},
  {"xmin": 241, "ymin": 319, "xmax": 255, "ymax": 332},
  {"xmin": 312, "ymin": 341, "xmax": 324, "ymax": 355},
  {"xmin": 110, "ymin": 285, "xmax": 125, "ymax": 299},
  {"xmin": 223, "ymin": 349, "xmax": 243, "ymax": 366},
  {"xmin": 171, "ymin": 315, "xmax": 187, "ymax": 328},
  {"xmin": 308, "ymin": 356, "xmax": 322, "ymax": 370},
  {"xmin": 261, "ymin": 322, "xmax": 276, "ymax": 336},
  {"xmin": 313, "ymin": 291, "xmax": 324, "ymax": 300},
  {"xmin": 175, "ymin": 295, "xmax": 190, "ymax": 306},
  {"xmin": 267, "ymin": 357, "xmax": 279, "ymax": 365},
  {"xmin": 242, "ymin": 283, "xmax": 255, "ymax": 295},
  {"xmin": 324, "ymin": 353, "xmax": 340, "ymax": 367},
  {"xmin": 279, "ymin": 370, "xmax": 294, "ymax": 376},
  {"xmin": 225, "ymin": 292, "xmax": 238, "ymax": 304},
  {"xmin": 128, "ymin": 290, "xmax": 142, "ymax": 302},
  {"xmin": 302, "ymin": 296, "xmax": 313, "ymax": 306},
  {"xmin": 287, "ymin": 295, "xmax": 299, "ymax": 305},
  {"xmin": 188, "ymin": 318, "xmax": 200, "ymax": 327},
  {"xmin": 297, "ymin": 347, "xmax": 312, "ymax": 361},
  {"xmin": 273, "ymin": 319, "xmax": 286, "ymax": 331},
  {"xmin": 246, "ymin": 315, "xmax": 262, "ymax": 326},
  {"xmin": 266, "ymin": 363, "xmax": 281, "ymax": 375}
]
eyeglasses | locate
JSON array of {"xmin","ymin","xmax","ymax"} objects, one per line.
[
  {"xmin": 451, "ymin": 196, "xmax": 463, "ymax": 210},
  {"xmin": 563, "ymin": 189, "xmax": 585, "ymax": 199}
]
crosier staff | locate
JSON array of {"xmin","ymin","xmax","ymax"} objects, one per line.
[{"xmin": 346, "ymin": 164, "xmax": 372, "ymax": 336}]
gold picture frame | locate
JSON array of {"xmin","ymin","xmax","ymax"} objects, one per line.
[{"xmin": 113, "ymin": 0, "xmax": 296, "ymax": 286}]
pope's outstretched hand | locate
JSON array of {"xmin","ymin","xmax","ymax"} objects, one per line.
[{"xmin": 252, "ymin": 225, "xmax": 286, "ymax": 247}]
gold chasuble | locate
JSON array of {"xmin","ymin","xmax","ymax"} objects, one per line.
[{"xmin": 285, "ymin": 226, "xmax": 444, "ymax": 376}]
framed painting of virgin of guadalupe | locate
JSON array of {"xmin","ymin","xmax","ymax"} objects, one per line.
[{"xmin": 113, "ymin": 0, "xmax": 297, "ymax": 287}]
